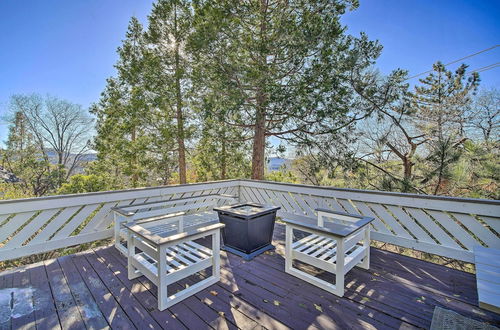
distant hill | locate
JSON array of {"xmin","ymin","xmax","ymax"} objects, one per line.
[
  {"xmin": 268, "ymin": 157, "xmax": 292, "ymax": 171},
  {"xmin": 45, "ymin": 150, "xmax": 97, "ymax": 164}
]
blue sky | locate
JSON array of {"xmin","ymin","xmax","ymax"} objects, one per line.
[{"xmin": 0, "ymin": 0, "xmax": 499, "ymax": 143}]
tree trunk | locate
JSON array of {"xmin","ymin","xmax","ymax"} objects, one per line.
[
  {"xmin": 131, "ymin": 126, "xmax": 139, "ymax": 187},
  {"xmin": 251, "ymin": 0, "xmax": 268, "ymax": 181},
  {"xmin": 252, "ymin": 105, "xmax": 266, "ymax": 180},
  {"xmin": 220, "ymin": 128, "xmax": 227, "ymax": 180},
  {"xmin": 174, "ymin": 8, "xmax": 187, "ymax": 184},
  {"xmin": 403, "ymin": 158, "xmax": 413, "ymax": 180}
]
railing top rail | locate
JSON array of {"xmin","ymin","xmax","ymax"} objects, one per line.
[
  {"xmin": 239, "ymin": 179, "xmax": 500, "ymax": 205},
  {"xmin": 0, "ymin": 179, "xmax": 240, "ymax": 205},
  {"xmin": 112, "ymin": 193, "xmax": 238, "ymax": 216}
]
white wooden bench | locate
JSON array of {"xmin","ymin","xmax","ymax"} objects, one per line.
[
  {"xmin": 112, "ymin": 194, "xmax": 237, "ymax": 255},
  {"xmin": 474, "ymin": 245, "xmax": 500, "ymax": 314},
  {"xmin": 283, "ymin": 209, "xmax": 373, "ymax": 297},
  {"xmin": 125, "ymin": 215, "xmax": 224, "ymax": 310}
]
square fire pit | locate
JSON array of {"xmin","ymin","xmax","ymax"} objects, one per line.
[{"xmin": 214, "ymin": 203, "xmax": 280, "ymax": 260}]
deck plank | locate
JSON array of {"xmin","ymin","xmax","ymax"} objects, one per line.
[
  {"xmin": 93, "ymin": 247, "xmax": 187, "ymax": 330},
  {"xmin": 81, "ymin": 250, "xmax": 163, "ymax": 330},
  {"xmin": 57, "ymin": 255, "xmax": 109, "ymax": 329},
  {"xmin": 0, "ymin": 270, "xmax": 14, "ymax": 330},
  {"xmin": 70, "ymin": 253, "xmax": 136, "ymax": 329},
  {"xmin": 44, "ymin": 259, "xmax": 86, "ymax": 330},
  {"xmin": 106, "ymin": 247, "xmax": 213, "ymax": 329},
  {"xmin": 28, "ymin": 262, "xmax": 61, "ymax": 330},
  {"xmin": 11, "ymin": 265, "xmax": 36, "ymax": 330},
  {"xmin": 0, "ymin": 223, "xmax": 499, "ymax": 329}
]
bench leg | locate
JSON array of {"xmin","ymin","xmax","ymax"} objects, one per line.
[
  {"xmin": 127, "ymin": 234, "xmax": 142, "ymax": 280},
  {"xmin": 335, "ymin": 239, "xmax": 345, "ymax": 297},
  {"xmin": 157, "ymin": 245, "xmax": 169, "ymax": 311},
  {"xmin": 115, "ymin": 214, "xmax": 128, "ymax": 256},
  {"xmin": 359, "ymin": 227, "xmax": 370, "ymax": 270},
  {"xmin": 212, "ymin": 231, "xmax": 221, "ymax": 281},
  {"xmin": 285, "ymin": 225, "xmax": 293, "ymax": 273}
]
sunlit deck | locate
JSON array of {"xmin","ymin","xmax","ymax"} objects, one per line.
[{"xmin": 1, "ymin": 223, "xmax": 498, "ymax": 329}]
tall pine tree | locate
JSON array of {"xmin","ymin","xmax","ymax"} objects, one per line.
[{"xmin": 192, "ymin": 0, "xmax": 386, "ymax": 179}]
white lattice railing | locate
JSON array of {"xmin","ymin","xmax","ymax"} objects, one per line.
[
  {"xmin": 0, "ymin": 179, "xmax": 498, "ymax": 262},
  {"xmin": 238, "ymin": 180, "xmax": 500, "ymax": 262},
  {"xmin": 0, "ymin": 180, "xmax": 239, "ymax": 261}
]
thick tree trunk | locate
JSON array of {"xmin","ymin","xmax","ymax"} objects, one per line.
[
  {"xmin": 252, "ymin": 106, "xmax": 266, "ymax": 180},
  {"xmin": 174, "ymin": 8, "xmax": 187, "ymax": 184},
  {"xmin": 251, "ymin": 0, "xmax": 268, "ymax": 181}
]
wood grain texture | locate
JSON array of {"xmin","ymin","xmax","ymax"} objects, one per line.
[{"xmin": 0, "ymin": 223, "xmax": 498, "ymax": 329}]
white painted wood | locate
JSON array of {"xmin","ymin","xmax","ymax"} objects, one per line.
[
  {"xmin": 292, "ymin": 194, "xmax": 316, "ymax": 217},
  {"xmin": 0, "ymin": 179, "xmax": 497, "ymax": 264},
  {"xmin": 367, "ymin": 203, "xmax": 413, "ymax": 239},
  {"xmin": 481, "ymin": 216, "xmax": 500, "ymax": 234},
  {"xmin": 52, "ymin": 204, "xmax": 101, "ymax": 239},
  {"xmin": 404, "ymin": 208, "xmax": 461, "ymax": 249},
  {"xmin": 336, "ymin": 199, "xmax": 358, "ymax": 215},
  {"xmin": 385, "ymin": 205, "xmax": 435, "ymax": 244},
  {"xmin": 284, "ymin": 221, "xmax": 370, "ymax": 297},
  {"xmin": 452, "ymin": 213, "xmax": 500, "ymax": 248},
  {"xmin": 349, "ymin": 201, "xmax": 391, "ymax": 234},
  {"xmin": 239, "ymin": 180, "xmax": 500, "ymax": 217},
  {"xmin": 2, "ymin": 209, "xmax": 59, "ymax": 248},
  {"xmin": 371, "ymin": 231, "xmax": 475, "ymax": 262},
  {"xmin": 266, "ymin": 190, "xmax": 295, "ymax": 213},
  {"xmin": 426, "ymin": 210, "xmax": 480, "ymax": 250},
  {"xmin": 79, "ymin": 202, "xmax": 119, "ymax": 234},
  {"xmin": 0, "ymin": 180, "xmax": 239, "ymax": 215},
  {"xmin": 0, "ymin": 211, "xmax": 37, "ymax": 243},
  {"xmin": 0, "ymin": 229, "xmax": 113, "ymax": 261},
  {"xmin": 474, "ymin": 246, "xmax": 500, "ymax": 314},
  {"xmin": 27, "ymin": 206, "xmax": 81, "ymax": 244},
  {"xmin": 125, "ymin": 213, "xmax": 223, "ymax": 310}
]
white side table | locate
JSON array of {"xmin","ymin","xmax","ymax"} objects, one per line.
[
  {"xmin": 283, "ymin": 209, "xmax": 373, "ymax": 297},
  {"xmin": 124, "ymin": 215, "xmax": 224, "ymax": 310}
]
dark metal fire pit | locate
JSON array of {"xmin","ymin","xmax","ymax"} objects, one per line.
[{"xmin": 214, "ymin": 203, "xmax": 280, "ymax": 260}]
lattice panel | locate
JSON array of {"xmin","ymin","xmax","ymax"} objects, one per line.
[
  {"xmin": 239, "ymin": 181, "xmax": 500, "ymax": 262},
  {"xmin": 0, "ymin": 181, "xmax": 238, "ymax": 261}
]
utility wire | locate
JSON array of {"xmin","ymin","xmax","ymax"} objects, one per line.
[
  {"xmin": 470, "ymin": 62, "xmax": 500, "ymax": 74},
  {"xmin": 404, "ymin": 44, "xmax": 500, "ymax": 81}
]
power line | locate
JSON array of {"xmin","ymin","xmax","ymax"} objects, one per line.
[
  {"xmin": 470, "ymin": 62, "xmax": 500, "ymax": 74},
  {"xmin": 404, "ymin": 44, "xmax": 500, "ymax": 81}
]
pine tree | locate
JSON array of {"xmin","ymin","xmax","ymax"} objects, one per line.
[
  {"xmin": 92, "ymin": 18, "xmax": 151, "ymax": 187},
  {"xmin": 145, "ymin": 0, "xmax": 194, "ymax": 184},
  {"xmin": 192, "ymin": 0, "xmax": 385, "ymax": 179}
]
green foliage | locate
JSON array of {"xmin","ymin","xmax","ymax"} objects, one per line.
[
  {"xmin": 58, "ymin": 174, "xmax": 111, "ymax": 194},
  {"xmin": 1, "ymin": 103, "xmax": 59, "ymax": 196},
  {"xmin": 2, "ymin": 1, "xmax": 497, "ymax": 202},
  {"xmin": 0, "ymin": 183, "xmax": 33, "ymax": 200},
  {"xmin": 192, "ymin": 113, "xmax": 251, "ymax": 181},
  {"xmin": 191, "ymin": 0, "xmax": 388, "ymax": 179},
  {"xmin": 265, "ymin": 170, "xmax": 298, "ymax": 184}
]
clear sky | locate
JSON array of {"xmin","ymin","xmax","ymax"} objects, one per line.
[{"xmin": 0, "ymin": 0, "xmax": 499, "ymax": 143}]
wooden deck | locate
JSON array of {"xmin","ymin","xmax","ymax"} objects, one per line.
[{"xmin": 0, "ymin": 223, "xmax": 499, "ymax": 330}]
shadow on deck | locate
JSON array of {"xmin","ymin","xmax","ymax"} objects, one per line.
[{"xmin": 0, "ymin": 223, "xmax": 499, "ymax": 329}]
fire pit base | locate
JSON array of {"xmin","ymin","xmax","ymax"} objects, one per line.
[
  {"xmin": 214, "ymin": 203, "xmax": 281, "ymax": 261},
  {"xmin": 222, "ymin": 244, "xmax": 275, "ymax": 261}
]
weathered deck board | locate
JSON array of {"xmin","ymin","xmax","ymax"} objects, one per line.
[
  {"xmin": 0, "ymin": 223, "xmax": 499, "ymax": 329},
  {"xmin": 28, "ymin": 262, "xmax": 61, "ymax": 330}
]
